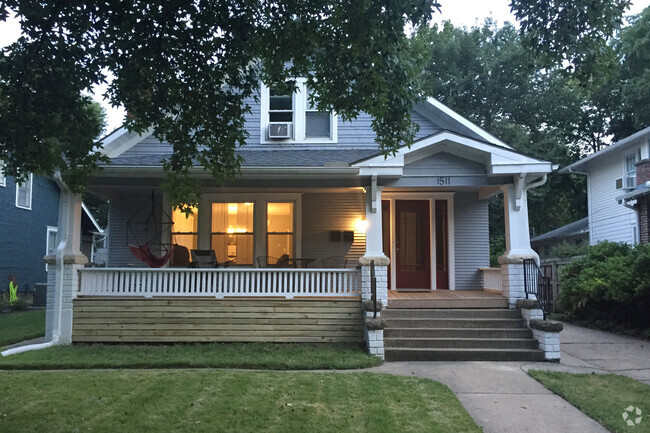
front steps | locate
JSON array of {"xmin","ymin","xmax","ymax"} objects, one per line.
[{"xmin": 383, "ymin": 308, "xmax": 545, "ymax": 361}]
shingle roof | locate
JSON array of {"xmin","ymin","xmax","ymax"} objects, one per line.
[
  {"xmin": 530, "ymin": 217, "xmax": 589, "ymax": 243},
  {"xmin": 107, "ymin": 148, "xmax": 381, "ymax": 168}
]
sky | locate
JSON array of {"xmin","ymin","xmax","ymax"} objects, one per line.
[{"xmin": 1, "ymin": 0, "xmax": 649, "ymax": 133}]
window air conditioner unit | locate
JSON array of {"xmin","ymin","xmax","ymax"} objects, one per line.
[
  {"xmin": 616, "ymin": 176, "xmax": 637, "ymax": 190},
  {"xmin": 268, "ymin": 122, "xmax": 292, "ymax": 139}
]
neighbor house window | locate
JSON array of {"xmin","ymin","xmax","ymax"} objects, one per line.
[
  {"xmin": 15, "ymin": 173, "xmax": 32, "ymax": 210},
  {"xmin": 46, "ymin": 226, "xmax": 58, "ymax": 271},
  {"xmin": 171, "ymin": 206, "xmax": 198, "ymax": 255},
  {"xmin": 625, "ymin": 153, "xmax": 637, "ymax": 180},
  {"xmin": 211, "ymin": 202, "xmax": 254, "ymax": 265},
  {"xmin": 261, "ymin": 79, "xmax": 337, "ymax": 143},
  {"xmin": 267, "ymin": 202, "xmax": 294, "ymax": 258},
  {"xmin": 0, "ymin": 161, "xmax": 5, "ymax": 187}
]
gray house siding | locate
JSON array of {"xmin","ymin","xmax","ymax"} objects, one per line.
[
  {"xmin": 107, "ymin": 191, "xmax": 163, "ymax": 267},
  {"xmin": 301, "ymin": 192, "xmax": 366, "ymax": 265},
  {"xmin": 404, "ymin": 152, "xmax": 486, "ymax": 176},
  {"xmin": 454, "ymin": 192, "xmax": 489, "ymax": 290},
  {"xmin": 0, "ymin": 175, "xmax": 59, "ymax": 290},
  {"xmin": 119, "ymin": 108, "xmax": 442, "ymax": 158}
]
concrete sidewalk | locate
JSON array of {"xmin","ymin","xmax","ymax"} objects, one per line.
[
  {"xmin": 370, "ymin": 323, "xmax": 650, "ymax": 433},
  {"xmin": 371, "ymin": 361, "xmax": 609, "ymax": 433}
]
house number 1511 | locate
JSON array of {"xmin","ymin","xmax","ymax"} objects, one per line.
[{"xmin": 437, "ymin": 176, "xmax": 451, "ymax": 186}]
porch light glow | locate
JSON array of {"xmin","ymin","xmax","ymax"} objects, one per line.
[{"xmin": 355, "ymin": 219, "xmax": 368, "ymax": 232}]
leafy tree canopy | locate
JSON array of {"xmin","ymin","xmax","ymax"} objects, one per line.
[
  {"xmin": 0, "ymin": 0, "xmax": 636, "ymax": 210},
  {"xmin": 0, "ymin": 0, "xmax": 438, "ymax": 210}
]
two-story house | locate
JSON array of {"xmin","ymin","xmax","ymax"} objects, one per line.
[{"xmin": 560, "ymin": 126, "xmax": 650, "ymax": 245}]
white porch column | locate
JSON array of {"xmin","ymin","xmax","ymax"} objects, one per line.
[
  {"xmin": 360, "ymin": 179, "xmax": 389, "ymax": 358},
  {"xmin": 45, "ymin": 186, "xmax": 88, "ymax": 344},
  {"xmin": 498, "ymin": 181, "xmax": 539, "ymax": 308}
]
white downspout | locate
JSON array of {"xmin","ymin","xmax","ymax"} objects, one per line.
[
  {"xmin": 2, "ymin": 171, "xmax": 71, "ymax": 357},
  {"xmin": 2, "ymin": 240, "xmax": 66, "ymax": 356}
]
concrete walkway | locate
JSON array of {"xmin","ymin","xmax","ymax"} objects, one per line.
[{"xmin": 370, "ymin": 323, "xmax": 650, "ymax": 433}]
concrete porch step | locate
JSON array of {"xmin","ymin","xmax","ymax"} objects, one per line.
[
  {"xmin": 387, "ymin": 297, "xmax": 508, "ymax": 309},
  {"xmin": 385, "ymin": 337, "xmax": 540, "ymax": 350},
  {"xmin": 384, "ymin": 318, "xmax": 526, "ymax": 329},
  {"xmin": 383, "ymin": 308, "xmax": 521, "ymax": 319},
  {"xmin": 384, "ymin": 327, "xmax": 534, "ymax": 339},
  {"xmin": 385, "ymin": 347, "xmax": 545, "ymax": 362}
]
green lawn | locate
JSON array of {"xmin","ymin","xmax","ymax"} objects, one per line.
[
  {"xmin": 0, "ymin": 342, "xmax": 382, "ymax": 370},
  {"xmin": 0, "ymin": 310, "xmax": 45, "ymax": 347},
  {"xmin": 0, "ymin": 370, "xmax": 481, "ymax": 433},
  {"xmin": 529, "ymin": 370, "xmax": 650, "ymax": 433}
]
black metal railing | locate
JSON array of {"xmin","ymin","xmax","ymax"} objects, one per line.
[
  {"xmin": 370, "ymin": 260, "xmax": 377, "ymax": 318},
  {"xmin": 523, "ymin": 258, "xmax": 552, "ymax": 319}
]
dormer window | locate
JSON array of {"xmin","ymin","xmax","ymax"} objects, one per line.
[{"xmin": 261, "ymin": 79, "xmax": 337, "ymax": 144}]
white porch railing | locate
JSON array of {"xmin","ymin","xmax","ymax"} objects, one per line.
[
  {"xmin": 479, "ymin": 267, "xmax": 502, "ymax": 292},
  {"xmin": 78, "ymin": 268, "xmax": 362, "ymax": 299}
]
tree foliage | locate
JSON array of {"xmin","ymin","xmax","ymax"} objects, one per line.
[
  {"xmin": 0, "ymin": 0, "xmax": 438, "ymax": 209},
  {"xmin": 417, "ymin": 21, "xmax": 589, "ymax": 238}
]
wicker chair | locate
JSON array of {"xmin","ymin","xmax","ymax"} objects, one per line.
[{"xmin": 169, "ymin": 244, "xmax": 190, "ymax": 267}]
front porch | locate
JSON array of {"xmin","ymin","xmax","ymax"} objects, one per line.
[{"xmin": 387, "ymin": 289, "xmax": 508, "ymax": 309}]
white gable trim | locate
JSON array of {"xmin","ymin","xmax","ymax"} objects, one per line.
[
  {"xmin": 425, "ymin": 98, "xmax": 512, "ymax": 149},
  {"xmin": 353, "ymin": 131, "xmax": 552, "ymax": 176},
  {"xmin": 99, "ymin": 127, "xmax": 154, "ymax": 158}
]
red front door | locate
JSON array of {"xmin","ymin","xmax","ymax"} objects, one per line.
[{"xmin": 395, "ymin": 200, "xmax": 431, "ymax": 290}]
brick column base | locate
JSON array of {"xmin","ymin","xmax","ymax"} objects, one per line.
[{"xmin": 360, "ymin": 256, "xmax": 389, "ymax": 359}]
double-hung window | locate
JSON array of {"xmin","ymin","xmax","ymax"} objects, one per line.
[
  {"xmin": 625, "ymin": 154, "xmax": 637, "ymax": 180},
  {"xmin": 15, "ymin": 173, "xmax": 32, "ymax": 210},
  {"xmin": 261, "ymin": 79, "xmax": 337, "ymax": 143},
  {"xmin": 46, "ymin": 226, "xmax": 58, "ymax": 270},
  {"xmin": 211, "ymin": 202, "xmax": 254, "ymax": 265},
  {"xmin": 267, "ymin": 202, "xmax": 294, "ymax": 258},
  {"xmin": 0, "ymin": 161, "xmax": 5, "ymax": 187},
  {"xmin": 171, "ymin": 206, "xmax": 198, "ymax": 255}
]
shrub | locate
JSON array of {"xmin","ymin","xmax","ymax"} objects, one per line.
[
  {"xmin": 548, "ymin": 241, "xmax": 588, "ymax": 258},
  {"xmin": 559, "ymin": 241, "xmax": 650, "ymax": 329},
  {"xmin": 10, "ymin": 299, "xmax": 29, "ymax": 311}
]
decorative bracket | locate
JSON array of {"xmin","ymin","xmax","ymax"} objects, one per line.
[
  {"xmin": 370, "ymin": 175, "xmax": 378, "ymax": 213},
  {"xmin": 514, "ymin": 174, "xmax": 525, "ymax": 211}
]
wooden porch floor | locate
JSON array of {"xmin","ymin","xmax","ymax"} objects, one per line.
[{"xmin": 387, "ymin": 290, "xmax": 507, "ymax": 309}]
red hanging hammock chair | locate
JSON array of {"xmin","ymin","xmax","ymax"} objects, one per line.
[
  {"xmin": 125, "ymin": 191, "xmax": 174, "ymax": 268},
  {"xmin": 128, "ymin": 244, "xmax": 173, "ymax": 268}
]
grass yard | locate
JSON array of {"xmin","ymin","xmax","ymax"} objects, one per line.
[
  {"xmin": 0, "ymin": 342, "xmax": 382, "ymax": 370},
  {"xmin": 0, "ymin": 370, "xmax": 481, "ymax": 433},
  {"xmin": 529, "ymin": 370, "xmax": 650, "ymax": 433},
  {"xmin": 0, "ymin": 310, "xmax": 45, "ymax": 347}
]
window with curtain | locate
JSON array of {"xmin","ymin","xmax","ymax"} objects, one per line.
[
  {"xmin": 211, "ymin": 202, "xmax": 254, "ymax": 265},
  {"xmin": 267, "ymin": 202, "xmax": 294, "ymax": 258},
  {"xmin": 171, "ymin": 206, "xmax": 198, "ymax": 257}
]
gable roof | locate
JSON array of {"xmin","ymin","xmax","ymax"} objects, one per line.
[
  {"xmin": 100, "ymin": 97, "xmax": 513, "ymax": 160},
  {"xmin": 560, "ymin": 126, "xmax": 650, "ymax": 174}
]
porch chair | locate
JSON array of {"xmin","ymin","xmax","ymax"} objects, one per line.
[
  {"xmin": 190, "ymin": 249, "xmax": 219, "ymax": 268},
  {"xmin": 320, "ymin": 256, "xmax": 348, "ymax": 268},
  {"xmin": 169, "ymin": 244, "xmax": 190, "ymax": 267},
  {"xmin": 276, "ymin": 254, "xmax": 297, "ymax": 268},
  {"xmin": 257, "ymin": 256, "xmax": 279, "ymax": 268}
]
